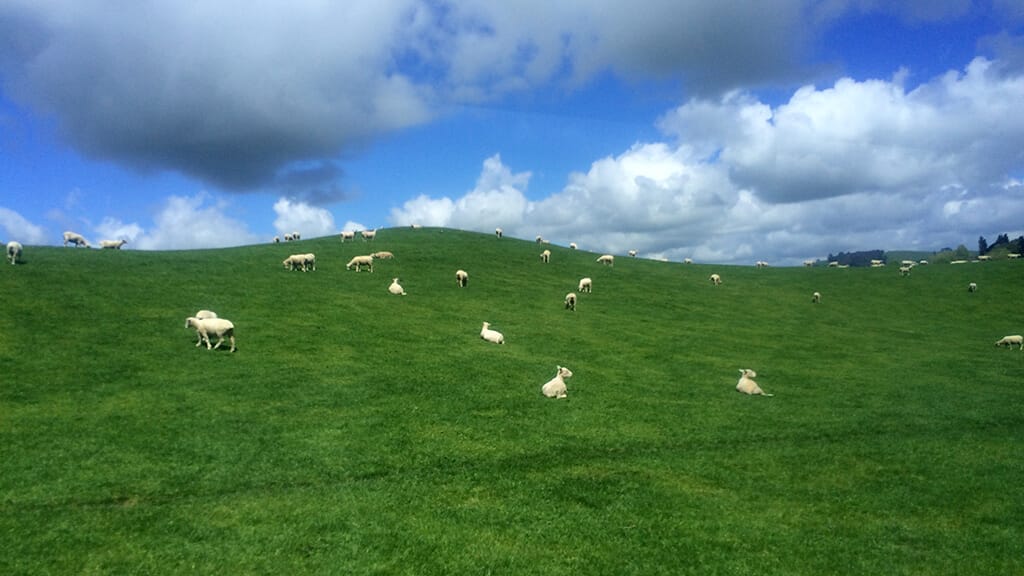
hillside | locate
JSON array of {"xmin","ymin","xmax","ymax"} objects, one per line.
[{"xmin": 2, "ymin": 228, "xmax": 1023, "ymax": 575}]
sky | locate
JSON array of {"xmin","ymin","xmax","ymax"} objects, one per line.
[{"xmin": 2, "ymin": 0, "xmax": 1024, "ymax": 265}]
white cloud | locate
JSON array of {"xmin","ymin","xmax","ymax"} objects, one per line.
[
  {"xmin": 0, "ymin": 207, "xmax": 47, "ymax": 244},
  {"xmin": 273, "ymin": 198, "xmax": 337, "ymax": 238}
]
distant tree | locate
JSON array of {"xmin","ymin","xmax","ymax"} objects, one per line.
[
  {"xmin": 979, "ymin": 236, "xmax": 989, "ymax": 255},
  {"xmin": 955, "ymin": 244, "xmax": 970, "ymax": 260}
]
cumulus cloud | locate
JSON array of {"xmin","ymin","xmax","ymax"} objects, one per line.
[
  {"xmin": 273, "ymin": 198, "xmax": 337, "ymax": 239},
  {"xmin": 0, "ymin": 207, "xmax": 47, "ymax": 244}
]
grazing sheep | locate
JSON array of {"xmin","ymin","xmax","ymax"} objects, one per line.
[
  {"xmin": 340, "ymin": 230, "xmax": 355, "ymax": 242},
  {"xmin": 62, "ymin": 231, "xmax": 89, "ymax": 247},
  {"xmin": 495, "ymin": 227, "xmax": 503, "ymax": 238},
  {"xmin": 564, "ymin": 292, "xmax": 576, "ymax": 311},
  {"xmin": 569, "ymin": 242, "xmax": 577, "ymax": 250},
  {"xmin": 100, "ymin": 239, "xmax": 127, "ymax": 250},
  {"xmin": 812, "ymin": 291, "xmax": 821, "ymax": 303},
  {"xmin": 388, "ymin": 278, "xmax": 407, "ymax": 296},
  {"xmin": 683, "ymin": 258, "xmax": 693, "ymax": 264},
  {"xmin": 346, "ymin": 255, "xmax": 374, "ymax": 272},
  {"xmin": 596, "ymin": 254, "xmax": 614, "ymax": 266},
  {"xmin": 456, "ymin": 269, "xmax": 468, "ymax": 287},
  {"xmin": 899, "ymin": 265, "xmax": 912, "ymax": 277},
  {"xmin": 372, "ymin": 251, "xmax": 394, "ymax": 259},
  {"xmin": 283, "ymin": 253, "xmax": 315, "ymax": 271},
  {"xmin": 540, "ymin": 249, "xmax": 551, "ymax": 263},
  {"xmin": 628, "ymin": 250, "xmax": 637, "ymax": 258},
  {"xmin": 361, "ymin": 229, "xmax": 376, "ymax": 241},
  {"xmin": 480, "ymin": 321, "xmax": 504, "ymax": 344},
  {"xmin": 7, "ymin": 240, "xmax": 23, "ymax": 265},
  {"xmin": 968, "ymin": 282, "xmax": 978, "ymax": 292},
  {"xmin": 578, "ymin": 277, "xmax": 592, "ymax": 293},
  {"xmin": 273, "ymin": 236, "xmax": 280, "ymax": 243},
  {"xmin": 185, "ymin": 317, "xmax": 236, "ymax": 352},
  {"xmin": 536, "ymin": 235, "xmax": 544, "ymax": 244},
  {"xmin": 995, "ymin": 335, "xmax": 1023, "ymax": 350},
  {"xmin": 736, "ymin": 369, "xmax": 772, "ymax": 396},
  {"xmin": 541, "ymin": 366, "xmax": 573, "ymax": 399},
  {"xmin": 284, "ymin": 233, "xmax": 293, "ymax": 242},
  {"xmin": 709, "ymin": 273, "xmax": 721, "ymax": 286}
]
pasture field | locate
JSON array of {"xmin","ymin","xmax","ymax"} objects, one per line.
[{"xmin": 1, "ymin": 228, "xmax": 1022, "ymax": 575}]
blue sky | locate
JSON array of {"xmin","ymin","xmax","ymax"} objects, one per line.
[{"xmin": 2, "ymin": 1, "xmax": 1023, "ymax": 264}]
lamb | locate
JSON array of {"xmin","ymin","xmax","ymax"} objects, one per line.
[
  {"xmin": 812, "ymin": 291, "xmax": 821, "ymax": 303},
  {"xmin": 995, "ymin": 335, "xmax": 1023, "ymax": 350},
  {"xmin": 99, "ymin": 239, "xmax": 127, "ymax": 249},
  {"xmin": 578, "ymin": 277, "xmax": 592, "ymax": 293},
  {"xmin": 968, "ymin": 282, "xmax": 978, "ymax": 292},
  {"xmin": 388, "ymin": 278, "xmax": 407, "ymax": 296},
  {"xmin": 185, "ymin": 316, "xmax": 236, "ymax": 352},
  {"xmin": 736, "ymin": 369, "xmax": 772, "ymax": 396},
  {"xmin": 596, "ymin": 254, "xmax": 614, "ymax": 266},
  {"xmin": 480, "ymin": 322, "xmax": 504, "ymax": 344},
  {"xmin": 541, "ymin": 365, "xmax": 573, "ymax": 399},
  {"xmin": 455, "ymin": 269, "xmax": 468, "ymax": 287},
  {"xmin": 372, "ymin": 251, "xmax": 394, "ymax": 260},
  {"xmin": 346, "ymin": 255, "xmax": 374, "ymax": 272},
  {"xmin": 564, "ymin": 292, "xmax": 576, "ymax": 311},
  {"xmin": 709, "ymin": 273, "xmax": 721, "ymax": 286},
  {"xmin": 62, "ymin": 231, "xmax": 89, "ymax": 247},
  {"xmin": 340, "ymin": 230, "xmax": 355, "ymax": 242},
  {"xmin": 361, "ymin": 229, "xmax": 376, "ymax": 241},
  {"xmin": 540, "ymin": 249, "xmax": 551, "ymax": 263},
  {"xmin": 7, "ymin": 240, "xmax": 23, "ymax": 265},
  {"xmin": 495, "ymin": 228, "xmax": 503, "ymax": 238}
]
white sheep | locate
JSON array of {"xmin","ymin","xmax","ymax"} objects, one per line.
[
  {"xmin": 628, "ymin": 250, "xmax": 637, "ymax": 258},
  {"xmin": 812, "ymin": 291, "xmax": 821, "ymax": 303},
  {"xmin": 495, "ymin": 228, "xmax": 503, "ymax": 238},
  {"xmin": 273, "ymin": 236, "xmax": 280, "ymax": 243},
  {"xmin": 480, "ymin": 322, "xmax": 504, "ymax": 344},
  {"xmin": 284, "ymin": 233, "xmax": 293, "ymax": 242},
  {"xmin": 346, "ymin": 255, "xmax": 374, "ymax": 272},
  {"xmin": 968, "ymin": 282, "xmax": 978, "ymax": 292},
  {"xmin": 578, "ymin": 277, "xmax": 592, "ymax": 293},
  {"xmin": 7, "ymin": 241, "xmax": 23, "ymax": 265},
  {"xmin": 756, "ymin": 260, "xmax": 769, "ymax": 268},
  {"xmin": 540, "ymin": 249, "xmax": 551, "ymax": 263},
  {"xmin": 564, "ymin": 292, "xmax": 576, "ymax": 311},
  {"xmin": 456, "ymin": 269, "xmax": 468, "ymax": 287},
  {"xmin": 372, "ymin": 251, "xmax": 394, "ymax": 259},
  {"xmin": 361, "ymin": 229, "xmax": 376, "ymax": 241},
  {"xmin": 536, "ymin": 235, "xmax": 544, "ymax": 244},
  {"xmin": 596, "ymin": 254, "xmax": 614, "ymax": 266},
  {"xmin": 709, "ymin": 273, "xmax": 721, "ymax": 286},
  {"xmin": 188, "ymin": 310, "xmax": 219, "ymax": 345},
  {"xmin": 683, "ymin": 258, "xmax": 693, "ymax": 264},
  {"xmin": 899, "ymin": 265, "xmax": 912, "ymax": 277},
  {"xmin": 340, "ymin": 230, "xmax": 355, "ymax": 242},
  {"xmin": 803, "ymin": 259, "xmax": 814, "ymax": 267},
  {"xmin": 388, "ymin": 278, "xmax": 407, "ymax": 296},
  {"xmin": 100, "ymin": 239, "xmax": 127, "ymax": 249},
  {"xmin": 995, "ymin": 335, "xmax": 1023, "ymax": 350},
  {"xmin": 283, "ymin": 253, "xmax": 315, "ymax": 272},
  {"xmin": 293, "ymin": 231, "xmax": 301, "ymax": 241},
  {"xmin": 185, "ymin": 316, "xmax": 236, "ymax": 352},
  {"xmin": 736, "ymin": 369, "xmax": 772, "ymax": 396},
  {"xmin": 62, "ymin": 231, "xmax": 89, "ymax": 247},
  {"xmin": 569, "ymin": 242, "xmax": 577, "ymax": 250},
  {"xmin": 541, "ymin": 365, "xmax": 573, "ymax": 399}
]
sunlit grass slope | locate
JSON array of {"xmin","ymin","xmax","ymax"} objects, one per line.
[{"xmin": 1, "ymin": 228, "xmax": 1022, "ymax": 575}]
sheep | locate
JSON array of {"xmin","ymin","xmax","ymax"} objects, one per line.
[
  {"xmin": 541, "ymin": 366, "xmax": 573, "ymax": 399},
  {"xmin": 828, "ymin": 261, "xmax": 839, "ymax": 267},
  {"xmin": 292, "ymin": 231, "xmax": 301, "ymax": 241},
  {"xmin": 346, "ymin": 255, "xmax": 374, "ymax": 272},
  {"xmin": 736, "ymin": 369, "xmax": 772, "ymax": 396},
  {"xmin": 100, "ymin": 239, "xmax": 127, "ymax": 249},
  {"xmin": 283, "ymin": 253, "xmax": 315, "ymax": 271},
  {"xmin": 540, "ymin": 249, "xmax": 551, "ymax": 263},
  {"xmin": 185, "ymin": 316, "xmax": 236, "ymax": 352},
  {"xmin": 803, "ymin": 259, "xmax": 814, "ymax": 267},
  {"xmin": 372, "ymin": 251, "xmax": 394, "ymax": 259},
  {"xmin": 301, "ymin": 253, "xmax": 316, "ymax": 271},
  {"xmin": 188, "ymin": 310, "xmax": 219, "ymax": 345},
  {"xmin": 899, "ymin": 265, "xmax": 912, "ymax": 277},
  {"xmin": 536, "ymin": 235, "xmax": 544, "ymax": 244},
  {"xmin": 361, "ymin": 229, "xmax": 376, "ymax": 241},
  {"xmin": 578, "ymin": 277, "xmax": 592, "ymax": 293},
  {"xmin": 968, "ymin": 282, "xmax": 978, "ymax": 292},
  {"xmin": 455, "ymin": 269, "xmax": 468, "ymax": 287},
  {"xmin": 709, "ymin": 273, "xmax": 721, "ymax": 286},
  {"xmin": 569, "ymin": 242, "xmax": 577, "ymax": 250},
  {"xmin": 480, "ymin": 321, "xmax": 504, "ymax": 344},
  {"xmin": 7, "ymin": 240, "xmax": 23, "ymax": 265},
  {"xmin": 628, "ymin": 250, "xmax": 637, "ymax": 258},
  {"xmin": 388, "ymin": 278, "xmax": 407, "ymax": 296},
  {"xmin": 596, "ymin": 254, "xmax": 614, "ymax": 266},
  {"xmin": 995, "ymin": 335, "xmax": 1023, "ymax": 350},
  {"xmin": 564, "ymin": 292, "xmax": 576, "ymax": 311},
  {"xmin": 340, "ymin": 230, "xmax": 355, "ymax": 242},
  {"xmin": 62, "ymin": 231, "xmax": 89, "ymax": 247},
  {"xmin": 495, "ymin": 227, "xmax": 503, "ymax": 238},
  {"xmin": 812, "ymin": 291, "xmax": 821, "ymax": 303},
  {"xmin": 273, "ymin": 236, "xmax": 280, "ymax": 243},
  {"xmin": 977, "ymin": 254, "xmax": 992, "ymax": 261},
  {"xmin": 683, "ymin": 258, "xmax": 693, "ymax": 264},
  {"xmin": 283, "ymin": 233, "xmax": 293, "ymax": 242},
  {"xmin": 756, "ymin": 260, "xmax": 769, "ymax": 268}
]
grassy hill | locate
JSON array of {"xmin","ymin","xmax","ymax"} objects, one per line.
[{"xmin": 2, "ymin": 228, "xmax": 1022, "ymax": 575}]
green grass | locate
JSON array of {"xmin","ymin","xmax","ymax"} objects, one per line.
[{"xmin": 1, "ymin": 228, "xmax": 1022, "ymax": 575}]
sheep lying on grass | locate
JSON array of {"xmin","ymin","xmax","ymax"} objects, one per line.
[
  {"xmin": 541, "ymin": 366, "xmax": 573, "ymax": 399},
  {"xmin": 346, "ymin": 255, "xmax": 374, "ymax": 272},
  {"xmin": 995, "ymin": 335, "xmax": 1023, "ymax": 350},
  {"xmin": 596, "ymin": 254, "xmax": 614, "ymax": 266},
  {"xmin": 578, "ymin": 277, "xmax": 592, "ymax": 293},
  {"xmin": 6, "ymin": 241, "xmax": 22, "ymax": 265},
  {"xmin": 736, "ymin": 369, "xmax": 772, "ymax": 396},
  {"xmin": 100, "ymin": 239, "xmax": 127, "ymax": 249},
  {"xmin": 565, "ymin": 292, "xmax": 576, "ymax": 311},
  {"xmin": 63, "ymin": 231, "xmax": 89, "ymax": 247},
  {"xmin": 480, "ymin": 322, "xmax": 504, "ymax": 344},
  {"xmin": 372, "ymin": 251, "xmax": 394, "ymax": 259},
  {"xmin": 388, "ymin": 278, "xmax": 407, "ymax": 296},
  {"xmin": 709, "ymin": 273, "xmax": 721, "ymax": 286},
  {"xmin": 185, "ymin": 317, "xmax": 236, "ymax": 352},
  {"xmin": 456, "ymin": 269, "xmax": 468, "ymax": 287}
]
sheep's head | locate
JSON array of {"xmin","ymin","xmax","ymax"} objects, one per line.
[
  {"xmin": 557, "ymin": 366, "xmax": 573, "ymax": 378},
  {"xmin": 739, "ymin": 369, "xmax": 756, "ymax": 378}
]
